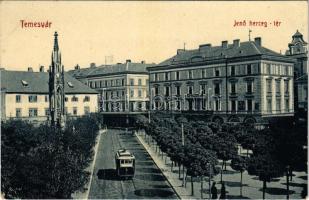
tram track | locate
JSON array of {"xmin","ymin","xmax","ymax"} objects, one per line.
[{"xmin": 114, "ymin": 130, "xmax": 137, "ymax": 193}]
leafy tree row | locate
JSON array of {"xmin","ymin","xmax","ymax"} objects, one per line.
[{"xmin": 1, "ymin": 113, "xmax": 102, "ymax": 199}]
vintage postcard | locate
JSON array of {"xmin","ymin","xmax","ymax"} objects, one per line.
[{"xmin": 0, "ymin": 1, "xmax": 308, "ymax": 199}]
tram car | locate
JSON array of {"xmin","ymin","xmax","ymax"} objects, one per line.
[{"xmin": 115, "ymin": 149, "xmax": 135, "ymax": 179}]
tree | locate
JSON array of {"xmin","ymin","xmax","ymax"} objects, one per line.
[
  {"xmin": 231, "ymin": 155, "xmax": 248, "ymax": 196},
  {"xmin": 1, "ymin": 115, "xmax": 99, "ymax": 199},
  {"xmin": 247, "ymin": 153, "xmax": 284, "ymax": 199}
]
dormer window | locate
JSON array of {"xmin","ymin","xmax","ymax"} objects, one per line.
[
  {"xmin": 21, "ymin": 80, "xmax": 28, "ymax": 87},
  {"xmin": 67, "ymin": 81, "xmax": 74, "ymax": 88}
]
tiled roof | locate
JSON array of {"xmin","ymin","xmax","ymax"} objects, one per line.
[
  {"xmin": 68, "ymin": 62, "xmax": 155, "ymax": 78},
  {"xmin": 157, "ymin": 41, "xmax": 288, "ymax": 67},
  {"xmin": 0, "ymin": 70, "xmax": 98, "ymax": 94}
]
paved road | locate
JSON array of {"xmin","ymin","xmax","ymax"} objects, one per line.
[{"xmin": 88, "ymin": 129, "xmax": 178, "ymax": 199}]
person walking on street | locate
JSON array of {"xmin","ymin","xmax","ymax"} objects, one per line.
[
  {"xmin": 220, "ymin": 182, "xmax": 226, "ymax": 199},
  {"xmin": 211, "ymin": 182, "xmax": 218, "ymax": 199}
]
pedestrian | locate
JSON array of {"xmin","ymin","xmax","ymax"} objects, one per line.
[
  {"xmin": 211, "ymin": 181, "xmax": 218, "ymax": 199},
  {"xmin": 220, "ymin": 182, "xmax": 226, "ymax": 199}
]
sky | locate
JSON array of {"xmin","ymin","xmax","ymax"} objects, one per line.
[{"xmin": 0, "ymin": 1, "xmax": 308, "ymax": 71}]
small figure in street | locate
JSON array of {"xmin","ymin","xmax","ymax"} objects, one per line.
[
  {"xmin": 211, "ymin": 182, "xmax": 218, "ymax": 199},
  {"xmin": 220, "ymin": 182, "xmax": 226, "ymax": 199}
]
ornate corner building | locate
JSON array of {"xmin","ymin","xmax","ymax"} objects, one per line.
[
  {"xmin": 286, "ymin": 30, "xmax": 308, "ymax": 116},
  {"xmin": 147, "ymin": 37, "xmax": 296, "ymax": 124}
]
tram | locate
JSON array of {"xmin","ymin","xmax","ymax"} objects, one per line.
[{"xmin": 115, "ymin": 149, "xmax": 135, "ymax": 179}]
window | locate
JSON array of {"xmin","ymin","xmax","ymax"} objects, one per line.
[
  {"xmin": 238, "ymin": 101, "xmax": 245, "ymax": 111},
  {"xmin": 214, "ymin": 83, "xmax": 220, "ymax": 95},
  {"xmin": 215, "ymin": 100, "xmax": 220, "ymax": 111},
  {"xmin": 45, "ymin": 95, "xmax": 49, "ymax": 102},
  {"xmin": 276, "ymin": 99, "xmax": 281, "ymax": 112},
  {"xmin": 90, "ymin": 81, "xmax": 93, "ymax": 88},
  {"xmin": 231, "ymin": 66, "xmax": 235, "ymax": 76},
  {"xmin": 73, "ymin": 107, "xmax": 78, "ymax": 115},
  {"xmin": 247, "ymin": 99, "xmax": 252, "ymax": 111},
  {"xmin": 45, "ymin": 108, "xmax": 49, "ymax": 116},
  {"xmin": 121, "ymin": 79, "xmax": 125, "ymax": 86},
  {"xmin": 215, "ymin": 69, "xmax": 220, "ymax": 77},
  {"xmin": 247, "ymin": 82, "xmax": 253, "ymax": 93},
  {"xmin": 28, "ymin": 95, "xmax": 37, "ymax": 103},
  {"xmin": 231, "ymin": 83, "xmax": 236, "ymax": 94},
  {"xmin": 84, "ymin": 106, "xmax": 90, "ymax": 114},
  {"xmin": 176, "ymin": 101, "xmax": 181, "ymax": 110},
  {"xmin": 29, "ymin": 108, "xmax": 38, "ymax": 117},
  {"xmin": 130, "ymin": 79, "xmax": 134, "ymax": 86},
  {"xmin": 202, "ymin": 69, "xmax": 206, "ymax": 78},
  {"xmin": 188, "ymin": 86, "xmax": 193, "ymax": 95},
  {"xmin": 165, "ymin": 87, "xmax": 170, "ymax": 96},
  {"xmin": 155, "ymin": 87, "xmax": 159, "ymax": 96},
  {"xmin": 231, "ymin": 100, "xmax": 236, "ymax": 112},
  {"xmin": 138, "ymin": 89, "xmax": 142, "ymax": 97},
  {"xmin": 276, "ymin": 81, "xmax": 281, "ymax": 94},
  {"xmin": 255, "ymin": 102, "xmax": 259, "ymax": 111},
  {"xmin": 72, "ymin": 96, "xmax": 78, "ymax": 102},
  {"xmin": 247, "ymin": 64, "xmax": 252, "ymax": 75},
  {"xmin": 267, "ymin": 80, "xmax": 272, "ymax": 93},
  {"xmin": 16, "ymin": 108, "xmax": 21, "ymax": 118},
  {"xmin": 267, "ymin": 99, "xmax": 272, "ymax": 113},
  {"xmin": 138, "ymin": 79, "xmax": 142, "ymax": 86},
  {"xmin": 176, "ymin": 71, "xmax": 180, "ymax": 80},
  {"xmin": 65, "ymin": 97, "xmax": 68, "ymax": 102},
  {"xmin": 284, "ymin": 80, "xmax": 289, "ymax": 94},
  {"xmin": 266, "ymin": 64, "xmax": 271, "ymax": 74},
  {"xmin": 176, "ymin": 86, "xmax": 181, "ymax": 96},
  {"xmin": 285, "ymin": 99, "xmax": 289, "ymax": 112},
  {"xmin": 285, "ymin": 66, "xmax": 289, "ymax": 75},
  {"xmin": 16, "ymin": 95, "xmax": 21, "ymax": 103},
  {"xmin": 200, "ymin": 84, "xmax": 206, "ymax": 95},
  {"xmin": 165, "ymin": 72, "xmax": 170, "ymax": 81},
  {"xmin": 130, "ymin": 90, "xmax": 134, "ymax": 97},
  {"xmin": 154, "ymin": 73, "xmax": 158, "ymax": 81},
  {"xmin": 187, "ymin": 70, "xmax": 193, "ymax": 79},
  {"xmin": 84, "ymin": 96, "xmax": 90, "ymax": 102}
]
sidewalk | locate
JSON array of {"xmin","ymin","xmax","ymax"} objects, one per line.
[
  {"xmin": 136, "ymin": 130, "xmax": 307, "ymax": 200},
  {"xmin": 136, "ymin": 131, "xmax": 200, "ymax": 199},
  {"xmin": 72, "ymin": 128, "xmax": 106, "ymax": 199}
]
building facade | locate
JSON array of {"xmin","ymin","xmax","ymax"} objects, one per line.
[
  {"xmin": 147, "ymin": 37, "xmax": 295, "ymax": 123},
  {"xmin": 0, "ymin": 68, "xmax": 98, "ymax": 123},
  {"xmin": 286, "ymin": 30, "xmax": 308, "ymax": 113},
  {"xmin": 68, "ymin": 60, "xmax": 154, "ymax": 113}
]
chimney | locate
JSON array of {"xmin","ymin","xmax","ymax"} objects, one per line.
[
  {"xmin": 177, "ymin": 49, "xmax": 185, "ymax": 55},
  {"xmin": 254, "ymin": 37, "xmax": 262, "ymax": 46},
  {"xmin": 28, "ymin": 67, "xmax": 33, "ymax": 72},
  {"xmin": 74, "ymin": 64, "xmax": 80, "ymax": 70},
  {"xmin": 222, "ymin": 41, "xmax": 228, "ymax": 48},
  {"xmin": 90, "ymin": 63, "xmax": 96, "ymax": 68},
  {"xmin": 141, "ymin": 60, "xmax": 145, "ymax": 64},
  {"xmin": 199, "ymin": 43, "xmax": 212, "ymax": 50},
  {"xmin": 126, "ymin": 59, "xmax": 131, "ymax": 63},
  {"xmin": 39, "ymin": 66, "xmax": 44, "ymax": 72},
  {"xmin": 233, "ymin": 39, "xmax": 240, "ymax": 47}
]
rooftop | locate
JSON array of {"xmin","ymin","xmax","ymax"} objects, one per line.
[
  {"xmin": 0, "ymin": 69, "xmax": 98, "ymax": 94},
  {"xmin": 68, "ymin": 60, "xmax": 155, "ymax": 78},
  {"xmin": 151, "ymin": 38, "xmax": 293, "ymax": 69}
]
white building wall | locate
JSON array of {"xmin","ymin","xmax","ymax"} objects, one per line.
[{"xmin": 5, "ymin": 93, "xmax": 98, "ymax": 119}]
